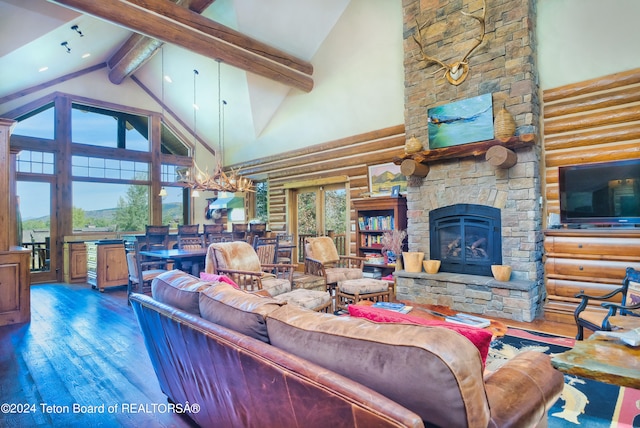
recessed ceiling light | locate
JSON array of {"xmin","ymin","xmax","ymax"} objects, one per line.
[
  {"xmin": 164, "ymin": 75, "xmax": 172, "ymax": 83},
  {"xmin": 39, "ymin": 66, "xmax": 49, "ymax": 72},
  {"xmin": 81, "ymin": 53, "xmax": 91, "ymax": 59}
]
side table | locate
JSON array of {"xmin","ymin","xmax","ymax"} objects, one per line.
[{"xmin": 551, "ymin": 334, "xmax": 640, "ymax": 389}]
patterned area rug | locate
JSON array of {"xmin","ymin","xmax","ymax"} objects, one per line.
[{"xmin": 488, "ymin": 328, "xmax": 640, "ymax": 427}]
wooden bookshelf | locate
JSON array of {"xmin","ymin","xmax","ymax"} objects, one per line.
[{"xmin": 353, "ymin": 196, "xmax": 407, "ymax": 277}]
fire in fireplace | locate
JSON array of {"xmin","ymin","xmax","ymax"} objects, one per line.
[{"xmin": 429, "ymin": 204, "xmax": 502, "ymax": 276}]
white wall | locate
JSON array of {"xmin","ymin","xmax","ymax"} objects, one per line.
[
  {"xmin": 224, "ymin": 0, "xmax": 405, "ymax": 164},
  {"xmin": 537, "ymin": 0, "xmax": 640, "ymax": 90}
]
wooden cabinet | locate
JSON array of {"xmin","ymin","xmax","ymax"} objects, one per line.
[
  {"xmin": 543, "ymin": 229, "xmax": 640, "ymax": 324},
  {"xmin": 0, "ymin": 249, "xmax": 31, "ymax": 326},
  {"xmin": 353, "ymin": 197, "xmax": 407, "ymax": 276},
  {"xmin": 86, "ymin": 240, "xmax": 128, "ymax": 292},
  {"xmin": 64, "ymin": 242, "xmax": 87, "ymax": 283}
]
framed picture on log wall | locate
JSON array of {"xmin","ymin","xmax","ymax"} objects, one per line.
[
  {"xmin": 427, "ymin": 93, "xmax": 494, "ymax": 149},
  {"xmin": 368, "ymin": 162, "xmax": 407, "ymax": 196}
]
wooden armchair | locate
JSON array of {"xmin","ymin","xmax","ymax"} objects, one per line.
[
  {"xmin": 205, "ymin": 241, "xmax": 294, "ymax": 296},
  {"xmin": 144, "ymin": 225, "xmax": 170, "ymax": 250},
  {"xmin": 177, "ymin": 235, "xmax": 206, "ymax": 275},
  {"xmin": 126, "ymin": 238, "xmax": 168, "ymax": 300},
  {"xmin": 206, "ymin": 241, "xmax": 331, "ymax": 312},
  {"xmin": 304, "ymin": 236, "xmax": 365, "ymax": 292},
  {"xmin": 177, "ymin": 224, "xmax": 200, "ymax": 237},
  {"xmin": 574, "ymin": 266, "xmax": 640, "ymax": 340},
  {"xmin": 276, "ymin": 233, "xmax": 294, "ymax": 264},
  {"xmin": 178, "ymin": 235, "xmax": 205, "ymax": 249},
  {"xmin": 253, "ymin": 236, "xmax": 278, "ymax": 264}
]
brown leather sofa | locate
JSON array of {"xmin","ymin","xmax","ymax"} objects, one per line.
[{"xmin": 130, "ymin": 270, "xmax": 564, "ymax": 428}]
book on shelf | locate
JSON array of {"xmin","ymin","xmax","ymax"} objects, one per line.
[
  {"xmin": 444, "ymin": 313, "xmax": 491, "ymax": 328},
  {"xmin": 358, "ymin": 215, "xmax": 395, "ymax": 231},
  {"xmin": 363, "ymin": 271, "xmax": 382, "ymax": 279},
  {"xmin": 364, "ymin": 253, "xmax": 385, "ymax": 265}
]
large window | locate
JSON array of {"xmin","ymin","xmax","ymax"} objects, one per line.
[
  {"xmin": 12, "ymin": 104, "xmax": 55, "ymax": 139},
  {"xmin": 255, "ymin": 181, "xmax": 268, "ymax": 223},
  {"xmin": 72, "ymin": 156, "xmax": 150, "ymax": 181},
  {"xmin": 72, "ymin": 103, "xmax": 149, "ymax": 151},
  {"xmin": 72, "ymin": 182, "xmax": 150, "ymax": 232},
  {"xmin": 294, "ymin": 183, "xmax": 347, "ymax": 259},
  {"xmin": 12, "ymin": 95, "xmax": 194, "ymax": 282},
  {"xmin": 17, "ymin": 150, "xmax": 55, "ymax": 175},
  {"xmin": 160, "ymin": 186, "xmax": 185, "ymax": 227},
  {"xmin": 13, "ymin": 96, "xmax": 193, "ymax": 233}
]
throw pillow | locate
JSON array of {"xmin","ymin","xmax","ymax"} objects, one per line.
[
  {"xmin": 199, "ymin": 285, "xmax": 285, "ymax": 343},
  {"xmin": 151, "ymin": 269, "xmax": 215, "ymax": 316},
  {"xmin": 200, "ymin": 272, "xmax": 240, "ymax": 289},
  {"xmin": 347, "ymin": 305, "xmax": 492, "ymax": 366}
]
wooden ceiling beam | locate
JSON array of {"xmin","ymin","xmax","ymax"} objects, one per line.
[
  {"xmin": 51, "ymin": 0, "xmax": 314, "ymax": 92},
  {"xmin": 107, "ymin": 0, "xmax": 213, "ymax": 84}
]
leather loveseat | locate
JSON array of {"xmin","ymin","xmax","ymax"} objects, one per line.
[{"xmin": 130, "ymin": 270, "xmax": 564, "ymax": 428}]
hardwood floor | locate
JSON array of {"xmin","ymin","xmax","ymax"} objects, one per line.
[
  {"xmin": 0, "ymin": 283, "xmax": 197, "ymax": 427},
  {"xmin": 0, "ymin": 282, "xmax": 580, "ymax": 427}
]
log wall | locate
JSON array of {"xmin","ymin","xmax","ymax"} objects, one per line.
[
  {"xmin": 543, "ymin": 68, "xmax": 640, "ymax": 215},
  {"xmin": 542, "ymin": 67, "xmax": 640, "ymax": 324},
  {"xmin": 229, "ymin": 125, "xmax": 406, "ymax": 241}
]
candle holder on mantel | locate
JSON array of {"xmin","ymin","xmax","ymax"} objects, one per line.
[
  {"xmin": 494, "ymin": 106, "xmax": 516, "ymax": 142},
  {"xmin": 404, "ymin": 135, "xmax": 423, "ymax": 154}
]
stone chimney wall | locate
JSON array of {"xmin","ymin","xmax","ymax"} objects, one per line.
[{"xmin": 402, "ymin": 0, "xmax": 543, "ymax": 283}]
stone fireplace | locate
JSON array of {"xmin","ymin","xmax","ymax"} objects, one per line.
[{"xmin": 397, "ymin": 0, "xmax": 544, "ymax": 322}]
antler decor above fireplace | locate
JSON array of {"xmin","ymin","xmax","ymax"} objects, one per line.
[{"xmin": 412, "ymin": 0, "xmax": 486, "ymax": 86}]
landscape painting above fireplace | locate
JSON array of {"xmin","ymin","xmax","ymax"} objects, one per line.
[{"xmin": 428, "ymin": 93, "xmax": 494, "ymax": 149}]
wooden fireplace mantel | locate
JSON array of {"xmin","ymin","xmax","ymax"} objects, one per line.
[{"xmin": 392, "ymin": 133, "xmax": 535, "ymax": 172}]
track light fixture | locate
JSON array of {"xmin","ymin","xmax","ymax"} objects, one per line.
[
  {"xmin": 61, "ymin": 41, "xmax": 71, "ymax": 53},
  {"xmin": 71, "ymin": 25, "xmax": 84, "ymax": 37}
]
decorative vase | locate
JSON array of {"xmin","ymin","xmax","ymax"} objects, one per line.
[
  {"xmin": 423, "ymin": 259, "xmax": 441, "ymax": 274},
  {"xmin": 491, "ymin": 265, "xmax": 512, "ymax": 282},
  {"xmin": 494, "ymin": 106, "xmax": 516, "ymax": 142},
  {"xmin": 404, "ymin": 135, "xmax": 423, "ymax": 154},
  {"xmin": 386, "ymin": 250, "xmax": 397, "ymax": 265},
  {"xmin": 402, "ymin": 252, "xmax": 424, "ymax": 273}
]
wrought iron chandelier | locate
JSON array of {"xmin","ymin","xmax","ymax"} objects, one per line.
[{"xmin": 179, "ymin": 60, "xmax": 253, "ymax": 196}]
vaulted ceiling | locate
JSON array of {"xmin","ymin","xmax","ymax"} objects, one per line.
[{"xmin": 0, "ymin": 0, "xmax": 355, "ymax": 161}]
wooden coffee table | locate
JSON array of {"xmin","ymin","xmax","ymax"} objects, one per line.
[
  {"xmin": 358, "ymin": 301, "xmax": 507, "ymax": 337},
  {"xmin": 551, "ymin": 334, "xmax": 640, "ymax": 389}
]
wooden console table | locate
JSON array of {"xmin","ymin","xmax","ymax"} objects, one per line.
[{"xmin": 551, "ymin": 334, "xmax": 640, "ymax": 389}]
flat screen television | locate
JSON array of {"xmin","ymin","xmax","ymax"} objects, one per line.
[{"xmin": 559, "ymin": 159, "xmax": 640, "ymax": 225}]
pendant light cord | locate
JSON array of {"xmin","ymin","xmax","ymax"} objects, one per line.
[{"xmin": 217, "ymin": 59, "xmax": 222, "ymax": 166}]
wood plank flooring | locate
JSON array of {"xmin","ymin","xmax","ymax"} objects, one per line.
[
  {"xmin": 0, "ymin": 282, "xmax": 579, "ymax": 427},
  {"xmin": 0, "ymin": 283, "xmax": 196, "ymax": 427}
]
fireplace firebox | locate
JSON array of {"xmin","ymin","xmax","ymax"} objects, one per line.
[{"xmin": 429, "ymin": 204, "xmax": 501, "ymax": 276}]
